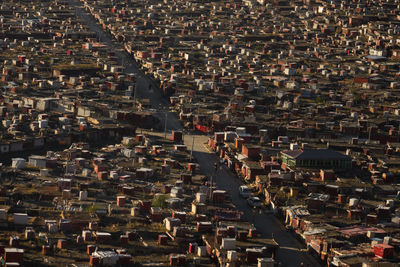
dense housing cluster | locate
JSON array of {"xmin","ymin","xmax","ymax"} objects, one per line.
[
  {"xmin": 82, "ymin": 0, "xmax": 400, "ymax": 266},
  {"xmin": 1, "ymin": 0, "xmax": 400, "ymax": 266}
]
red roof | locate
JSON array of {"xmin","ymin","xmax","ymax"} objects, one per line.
[
  {"xmin": 374, "ymin": 244, "xmax": 393, "ymax": 249},
  {"xmin": 339, "ymin": 226, "xmax": 386, "ymax": 236}
]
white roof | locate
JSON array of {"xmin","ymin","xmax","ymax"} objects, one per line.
[
  {"xmin": 96, "ymin": 232, "xmax": 111, "ymax": 236},
  {"xmin": 5, "ymin": 248, "xmax": 24, "ymax": 253},
  {"xmin": 93, "ymin": 250, "xmax": 118, "ymax": 258},
  {"xmin": 137, "ymin": 168, "xmax": 153, "ymax": 172}
]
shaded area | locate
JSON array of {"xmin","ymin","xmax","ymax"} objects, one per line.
[{"xmin": 69, "ymin": 0, "xmax": 181, "ymax": 131}]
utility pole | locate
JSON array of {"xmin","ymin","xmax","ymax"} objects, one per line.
[
  {"xmin": 210, "ymin": 162, "xmax": 218, "ymax": 201},
  {"xmin": 133, "ymin": 84, "xmax": 137, "ymax": 109},
  {"xmin": 209, "ymin": 173, "xmax": 213, "ymax": 201},
  {"xmin": 368, "ymin": 126, "xmax": 372, "ymax": 142},
  {"xmin": 164, "ymin": 112, "xmax": 168, "ymax": 139},
  {"xmin": 190, "ymin": 135, "xmax": 195, "ymax": 162}
]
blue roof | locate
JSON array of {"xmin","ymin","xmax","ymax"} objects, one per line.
[{"xmin": 366, "ymin": 55, "xmax": 386, "ymax": 60}]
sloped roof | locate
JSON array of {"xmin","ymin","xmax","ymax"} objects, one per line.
[{"xmin": 281, "ymin": 149, "xmax": 350, "ymax": 160}]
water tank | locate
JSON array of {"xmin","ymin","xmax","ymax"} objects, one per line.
[
  {"xmin": 258, "ymin": 258, "xmax": 275, "ymax": 267},
  {"xmin": 12, "ymin": 158, "xmax": 26, "ymax": 169},
  {"xmin": 227, "ymin": 250, "xmax": 237, "ymax": 261},
  {"xmin": 290, "ymin": 143, "xmax": 299, "ymax": 150},
  {"xmin": 40, "ymin": 169, "xmax": 49, "ymax": 177},
  {"xmin": 79, "ymin": 191, "xmax": 88, "ymax": 201},
  {"xmin": 383, "ymin": 236, "xmax": 392, "ymax": 244},
  {"xmin": 349, "ymin": 198, "xmax": 359, "ymax": 207},
  {"xmin": 386, "ymin": 199, "xmax": 394, "ymax": 208}
]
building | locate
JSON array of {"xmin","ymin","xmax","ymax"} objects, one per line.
[{"xmin": 281, "ymin": 149, "xmax": 352, "ymax": 170}]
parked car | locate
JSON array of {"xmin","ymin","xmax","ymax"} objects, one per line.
[
  {"xmin": 247, "ymin": 197, "xmax": 261, "ymax": 208},
  {"xmin": 239, "ymin": 185, "xmax": 252, "ymax": 198}
]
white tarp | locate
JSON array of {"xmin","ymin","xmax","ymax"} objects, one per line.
[{"xmin": 93, "ymin": 251, "xmax": 119, "ymax": 266}]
